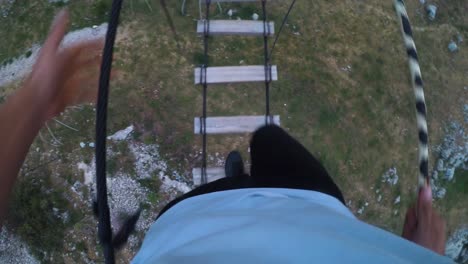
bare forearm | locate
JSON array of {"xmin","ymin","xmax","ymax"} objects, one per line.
[{"xmin": 0, "ymin": 82, "xmax": 45, "ymax": 222}]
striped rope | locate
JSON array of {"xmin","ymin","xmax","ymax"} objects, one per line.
[{"xmin": 393, "ymin": 0, "xmax": 429, "ymax": 188}]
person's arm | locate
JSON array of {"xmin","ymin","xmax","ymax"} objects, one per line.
[
  {"xmin": 402, "ymin": 185, "xmax": 446, "ymax": 255},
  {"xmin": 0, "ymin": 10, "xmax": 103, "ymax": 222}
]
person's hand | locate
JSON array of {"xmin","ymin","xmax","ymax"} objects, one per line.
[
  {"xmin": 402, "ymin": 185, "xmax": 446, "ymax": 255},
  {"xmin": 25, "ymin": 10, "xmax": 104, "ymax": 123}
]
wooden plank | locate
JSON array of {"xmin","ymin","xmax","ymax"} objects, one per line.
[
  {"xmin": 194, "ymin": 65, "xmax": 278, "ymax": 84},
  {"xmin": 194, "ymin": 115, "xmax": 280, "ymax": 134},
  {"xmin": 192, "ymin": 167, "xmax": 225, "ymax": 185},
  {"xmin": 197, "ymin": 20, "xmax": 274, "ymax": 36}
]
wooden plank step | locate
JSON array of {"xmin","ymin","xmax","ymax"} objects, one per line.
[
  {"xmin": 194, "ymin": 115, "xmax": 280, "ymax": 134},
  {"xmin": 197, "ymin": 20, "xmax": 274, "ymax": 36},
  {"xmin": 192, "ymin": 167, "xmax": 225, "ymax": 185},
  {"xmin": 194, "ymin": 65, "xmax": 278, "ymax": 84}
]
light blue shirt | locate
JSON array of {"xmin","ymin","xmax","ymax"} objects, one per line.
[{"xmin": 133, "ymin": 188, "xmax": 452, "ymax": 263}]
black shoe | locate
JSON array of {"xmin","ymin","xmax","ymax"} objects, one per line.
[{"xmin": 225, "ymin": 151, "xmax": 245, "ymax": 178}]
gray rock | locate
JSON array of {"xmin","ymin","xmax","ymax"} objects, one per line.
[
  {"xmin": 426, "ymin": 5, "xmax": 437, "ymax": 21},
  {"xmin": 357, "ymin": 207, "xmax": 365, "ymax": 215},
  {"xmin": 0, "ymin": 227, "xmax": 39, "ymax": 264},
  {"xmin": 448, "ymin": 41, "xmax": 458, "ymax": 53},
  {"xmin": 445, "ymin": 168, "xmax": 455, "ymax": 181},
  {"xmin": 441, "ymin": 148, "xmax": 452, "ymax": 160},
  {"xmin": 446, "ymin": 227, "xmax": 468, "ymax": 262},
  {"xmin": 437, "ymin": 159, "xmax": 444, "ymax": 171},
  {"xmin": 464, "ymin": 104, "xmax": 468, "ymax": 123},
  {"xmin": 432, "ymin": 186, "xmax": 446, "ymax": 199},
  {"xmin": 382, "ymin": 167, "xmax": 399, "ymax": 186},
  {"xmin": 449, "ymin": 153, "xmax": 465, "ymax": 168}
]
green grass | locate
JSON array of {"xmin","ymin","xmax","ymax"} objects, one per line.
[
  {"xmin": 139, "ymin": 174, "xmax": 162, "ymax": 192},
  {"xmin": 442, "ymin": 169, "xmax": 468, "ymax": 210},
  {"xmin": 8, "ymin": 168, "xmax": 80, "ymax": 262}
]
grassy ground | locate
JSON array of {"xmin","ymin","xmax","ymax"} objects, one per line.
[{"xmin": 0, "ymin": 0, "xmax": 467, "ymax": 262}]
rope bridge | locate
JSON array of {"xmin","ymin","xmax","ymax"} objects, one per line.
[{"xmin": 92, "ymin": 1, "xmax": 430, "ymax": 263}]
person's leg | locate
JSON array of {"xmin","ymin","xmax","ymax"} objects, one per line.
[
  {"xmin": 250, "ymin": 125, "xmax": 345, "ymax": 204},
  {"xmin": 157, "ymin": 152, "xmax": 251, "ymax": 219}
]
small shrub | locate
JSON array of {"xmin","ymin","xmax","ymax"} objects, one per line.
[
  {"xmin": 93, "ymin": 0, "xmax": 112, "ymax": 19},
  {"xmin": 138, "ymin": 175, "xmax": 162, "ymax": 192},
  {"xmin": 76, "ymin": 241, "xmax": 87, "ymax": 252},
  {"xmin": 107, "ymin": 158, "xmax": 118, "ymax": 175}
]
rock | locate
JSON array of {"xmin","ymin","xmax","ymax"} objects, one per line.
[
  {"xmin": 464, "ymin": 104, "xmax": 468, "ymax": 123},
  {"xmin": 61, "ymin": 211, "xmax": 70, "ymax": 223},
  {"xmin": 448, "ymin": 41, "xmax": 458, "ymax": 53},
  {"xmin": 382, "ymin": 167, "xmax": 399, "ymax": 186},
  {"xmin": 441, "ymin": 148, "xmax": 452, "ymax": 160},
  {"xmin": 79, "ymin": 142, "xmax": 86, "ymax": 148},
  {"xmin": 0, "ymin": 227, "xmax": 39, "ymax": 264},
  {"xmin": 89, "ymin": 142, "xmax": 95, "ymax": 148},
  {"xmin": 433, "ymin": 187, "xmax": 446, "ymax": 199},
  {"xmin": 437, "ymin": 159, "xmax": 444, "ymax": 171},
  {"xmin": 252, "ymin": 13, "xmax": 259, "ymax": 21},
  {"xmin": 426, "ymin": 5, "xmax": 437, "ymax": 21},
  {"xmin": 108, "ymin": 125, "xmax": 134, "ymax": 141},
  {"xmin": 357, "ymin": 207, "xmax": 365, "ymax": 215},
  {"xmin": 445, "ymin": 227, "xmax": 468, "ymax": 262},
  {"xmin": 394, "ymin": 196, "xmax": 401, "ymax": 205},
  {"xmin": 449, "ymin": 153, "xmax": 465, "ymax": 168},
  {"xmin": 445, "ymin": 168, "xmax": 455, "ymax": 181},
  {"xmin": 432, "ymin": 171, "xmax": 439, "ymax": 180}
]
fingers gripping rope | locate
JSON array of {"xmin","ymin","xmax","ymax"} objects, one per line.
[{"xmin": 394, "ymin": 0, "xmax": 429, "ymax": 188}]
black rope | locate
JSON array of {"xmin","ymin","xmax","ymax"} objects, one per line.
[
  {"xmin": 201, "ymin": 0, "xmax": 211, "ymax": 184},
  {"xmin": 269, "ymin": 0, "xmax": 297, "ymax": 60},
  {"xmin": 95, "ymin": 0, "xmax": 123, "ymax": 263},
  {"xmin": 262, "ymin": 0, "xmax": 271, "ymax": 123}
]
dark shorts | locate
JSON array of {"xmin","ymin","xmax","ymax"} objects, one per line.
[{"xmin": 158, "ymin": 125, "xmax": 345, "ymax": 219}]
